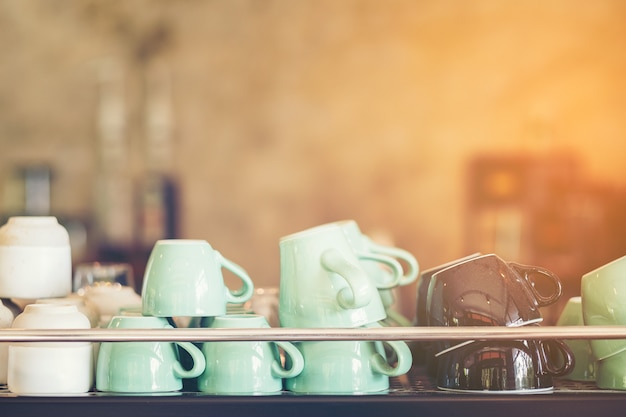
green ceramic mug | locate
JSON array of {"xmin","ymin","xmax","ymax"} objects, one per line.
[
  {"xmin": 284, "ymin": 323, "xmax": 413, "ymax": 394},
  {"xmin": 198, "ymin": 314, "xmax": 304, "ymax": 394},
  {"xmin": 581, "ymin": 255, "xmax": 626, "ymax": 361},
  {"xmin": 279, "ymin": 223, "xmax": 386, "ymax": 328},
  {"xmin": 335, "ymin": 219, "xmax": 419, "ymax": 326},
  {"xmin": 142, "ymin": 239, "xmax": 254, "ymax": 317},
  {"xmin": 96, "ymin": 316, "xmax": 206, "ymax": 393},
  {"xmin": 555, "ymin": 296, "xmax": 596, "ymax": 381},
  {"xmin": 596, "ymin": 351, "xmax": 626, "ymax": 390}
]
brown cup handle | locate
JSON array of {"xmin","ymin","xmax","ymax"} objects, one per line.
[
  {"xmin": 509, "ymin": 262, "xmax": 563, "ymax": 306},
  {"xmin": 539, "ymin": 339, "xmax": 575, "ymax": 377}
]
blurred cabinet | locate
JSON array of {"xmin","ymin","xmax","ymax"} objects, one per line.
[{"xmin": 464, "ymin": 152, "xmax": 626, "ymax": 322}]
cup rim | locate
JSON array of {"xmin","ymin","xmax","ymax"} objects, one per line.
[
  {"xmin": 433, "ymin": 318, "xmax": 544, "ymax": 358},
  {"xmin": 279, "ymin": 222, "xmax": 344, "ymax": 242},
  {"xmin": 582, "ymin": 255, "xmax": 626, "ymax": 279},
  {"xmin": 7, "ymin": 216, "xmax": 59, "ymax": 224},
  {"xmin": 154, "ymin": 239, "xmax": 209, "ymax": 246}
]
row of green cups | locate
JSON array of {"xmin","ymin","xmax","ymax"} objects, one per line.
[
  {"xmin": 96, "ymin": 313, "xmax": 414, "ymax": 395},
  {"xmin": 96, "ymin": 313, "xmax": 303, "ymax": 394}
]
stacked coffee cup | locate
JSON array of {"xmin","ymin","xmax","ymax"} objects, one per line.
[
  {"xmin": 0, "ymin": 216, "xmax": 95, "ymax": 395},
  {"xmin": 425, "ymin": 253, "xmax": 573, "ymax": 393},
  {"xmin": 581, "ymin": 255, "xmax": 626, "ymax": 390},
  {"xmin": 278, "ymin": 221, "xmax": 414, "ymax": 394},
  {"xmin": 96, "ymin": 239, "xmax": 261, "ymax": 394}
]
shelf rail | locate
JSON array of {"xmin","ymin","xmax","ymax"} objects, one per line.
[{"xmin": 1, "ymin": 325, "xmax": 626, "ymax": 343}]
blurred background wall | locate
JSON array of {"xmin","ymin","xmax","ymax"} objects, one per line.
[{"xmin": 1, "ymin": 0, "xmax": 625, "ymax": 322}]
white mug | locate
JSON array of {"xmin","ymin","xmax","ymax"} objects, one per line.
[
  {"xmin": 8, "ymin": 304, "xmax": 93, "ymax": 394},
  {"xmin": 0, "ymin": 216, "xmax": 71, "ymax": 299}
]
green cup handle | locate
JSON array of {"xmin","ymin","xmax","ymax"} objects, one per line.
[
  {"xmin": 321, "ymin": 248, "xmax": 372, "ymax": 309},
  {"xmin": 366, "ymin": 237, "xmax": 420, "ymax": 287},
  {"xmin": 356, "ymin": 251, "xmax": 404, "ymax": 290},
  {"xmin": 271, "ymin": 340, "xmax": 305, "ymax": 379},
  {"xmin": 218, "ymin": 252, "xmax": 255, "ymax": 304},
  {"xmin": 366, "ymin": 323, "xmax": 413, "ymax": 377},
  {"xmin": 172, "ymin": 341, "xmax": 207, "ymax": 379}
]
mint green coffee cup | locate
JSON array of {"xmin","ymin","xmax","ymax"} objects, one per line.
[
  {"xmin": 581, "ymin": 255, "xmax": 626, "ymax": 361},
  {"xmin": 142, "ymin": 239, "xmax": 254, "ymax": 318},
  {"xmin": 285, "ymin": 323, "xmax": 412, "ymax": 394},
  {"xmin": 279, "ymin": 223, "xmax": 386, "ymax": 328},
  {"xmin": 96, "ymin": 316, "xmax": 206, "ymax": 393},
  {"xmin": 336, "ymin": 219, "xmax": 419, "ymax": 290},
  {"xmin": 335, "ymin": 219, "xmax": 419, "ymax": 325},
  {"xmin": 198, "ymin": 314, "xmax": 304, "ymax": 394},
  {"xmin": 556, "ymin": 296, "xmax": 596, "ymax": 381},
  {"xmin": 596, "ymin": 351, "xmax": 626, "ymax": 390}
]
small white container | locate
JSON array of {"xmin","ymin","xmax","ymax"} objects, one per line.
[
  {"xmin": 8, "ymin": 304, "xmax": 93, "ymax": 394},
  {"xmin": 0, "ymin": 299, "xmax": 15, "ymax": 385},
  {"xmin": 0, "ymin": 216, "xmax": 72, "ymax": 299},
  {"xmin": 83, "ymin": 283, "xmax": 142, "ymax": 327}
]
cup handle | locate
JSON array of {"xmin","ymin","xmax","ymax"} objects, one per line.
[
  {"xmin": 172, "ymin": 341, "xmax": 207, "ymax": 379},
  {"xmin": 356, "ymin": 251, "xmax": 404, "ymax": 290},
  {"xmin": 320, "ymin": 248, "xmax": 372, "ymax": 309},
  {"xmin": 509, "ymin": 262, "xmax": 563, "ymax": 306},
  {"xmin": 218, "ymin": 253, "xmax": 255, "ymax": 304},
  {"xmin": 538, "ymin": 339, "xmax": 575, "ymax": 377},
  {"xmin": 270, "ymin": 341, "xmax": 305, "ymax": 379},
  {"xmin": 366, "ymin": 323, "xmax": 413, "ymax": 377},
  {"xmin": 365, "ymin": 237, "xmax": 420, "ymax": 287}
]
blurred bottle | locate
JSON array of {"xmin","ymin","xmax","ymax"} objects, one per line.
[
  {"xmin": 93, "ymin": 59, "xmax": 135, "ymax": 263},
  {"xmin": 135, "ymin": 60, "xmax": 179, "ymax": 283}
]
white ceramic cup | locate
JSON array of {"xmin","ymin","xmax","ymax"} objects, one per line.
[
  {"xmin": 0, "ymin": 216, "xmax": 72, "ymax": 299},
  {"xmin": 35, "ymin": 295, "xmax": 100, "ymax": 328},
  {"xmin": 7, "ymin": 304, "xmax": 93, "ymax": 394},
  {"xmin": 82, "ymin": 283, "xmax": 142, "ymax": 327},
  {"xmin": 0, "ymin": 299, "xmax": 15, "ymax": 385}
]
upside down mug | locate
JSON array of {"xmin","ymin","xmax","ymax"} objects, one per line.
[
  {"xmin": 0, "ymin": 216, "xmax": 71, "ymax": 299},
  {"xmin": 198, "ymin": 314, "xmax": 304, "ymax": 394},
  {"xmin": 581, "ymin": 255, "xmax": 626, "ymax": 362},
  {"xmin": 556, "ymin": 296, "xmax": 596, "ymax": 381},
  {"xmin": 334, "ymin": 220, "xmax": 417, "ymax": 290},
  {"xmin": 436, "ymin": 338, "xmax": 574, "ymax": 393},
  {"xmin": 279, "ymin": 223, "xmax": 385, "ymax": 328},
  {"xmin": 8, "ymin": 304, "xmax": 93, "ymax": 394},
  {"xmin": 142, "ymin": 239, "xmax": 255, "ymax": 318},
  {"xmin": 284, "ymin": 323, "xmax": 412, "ymax": 394},
  {"xmin": 427, "ymin": 254, "xmax": 562, "ymax": 329},
  {"xmin": 335, "ymin": 219, "xmax": 419, "ymax": 326},
  {"xmin": 96, "ymin": 315, "xmax": 206, "ymax": 393},
  {"xmin": 426, "ymin": 253, "xmax": 562, "ymax": 360}
]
